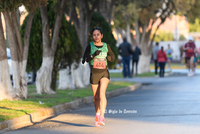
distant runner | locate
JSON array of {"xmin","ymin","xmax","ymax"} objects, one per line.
[
  {"xmin": 183, "ymin": 36, "xmax": 199, "ymax": 76},
  {"xmin": 165, "ymin": 44, "xmax": 173, "ymax": 71}
]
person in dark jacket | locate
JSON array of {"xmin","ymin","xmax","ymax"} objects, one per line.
[
  {"xmin": 157, "ymin": 46, "xmax": 167, "ymax": 77},
  {"xmin": 118, "ymin": 37, "xmax": 133, "ymax": 78},
  {"xmin": 131, "ymin": 43, "xmax": 141, "ymax": 77},
  {"xmin": 152, "ymin": 42, "xmax": 159, "ymax": 75}
]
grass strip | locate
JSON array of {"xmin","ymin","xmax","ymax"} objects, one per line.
[
  {"xmin": 110, "ymin": 72, "xmax": 155, "ymax": 78},
  {"xmin": 0, "ymin": 81, "xmax": 135, "ymax": 122}
]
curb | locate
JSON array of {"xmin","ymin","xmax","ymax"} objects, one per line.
[{"xmin": 0, "ymin": 83, "xmax": 142, "ymax": 132}]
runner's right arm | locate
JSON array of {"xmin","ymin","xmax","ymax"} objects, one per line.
[
  {"xmin": 82, "ymin": 44, "xmax": 101, "ymax": 64},
  {"xmin": 183, "ymin": 44, "xmax": 189, "ymax": 51},
  {"xmin": 82, "ymin": 44, "xmax": 92, "ymax": 64}
]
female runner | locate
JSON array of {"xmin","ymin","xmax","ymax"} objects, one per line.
[{"xmin": 82, "ymin": 27, "xmax": 115, "ymax": 126}]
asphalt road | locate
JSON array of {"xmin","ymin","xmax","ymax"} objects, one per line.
[{"xmin": 3, "ymin": 72, "xmax": 200, "ymax": 134}]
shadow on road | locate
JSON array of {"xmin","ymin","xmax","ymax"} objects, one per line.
[{"xmin": 47, "ymin": 120, "xmax": 93, "ymax": 127}]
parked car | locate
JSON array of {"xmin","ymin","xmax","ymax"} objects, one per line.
[{"xmin": 7, "ymin": 48, "xmax": 34, "ymax": 84}]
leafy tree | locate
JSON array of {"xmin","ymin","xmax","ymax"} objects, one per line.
[
  {"xmin": 113, "ymin": 0, "xmax": 138, "ymax": 29},
  {"xmin": 97, "ymin": 0, "xmax": 116, "ymax": 25},
  {"xmin": 90, "ymin": 12, "xmax": 118, "ymax": 69},
  {"xmin": 21, "ymin": 2, "xmax": 82, "ymax": 91},
  {"xmin": 0, "ymin": 0, "xmax": 47, "ymax": 100},
  {"xmin": 113, "ymin": 0, "xmax": 138, "ymax": 43},
  {"xmin": 153, "ymin": 30, "xmax": 174, "ymax": 42},
  {"xmin": 179, "ymin": 34, "xmax": 186, "ymax": 41},
  {"xmin": 189, "ymin": 18, "xmax": 200, "ymax": 32},
  {"xmin": 133, "ymin": 0, "xmax": 177, "ymax": 73},
  {"xmin": 174, "ymin": 0, "xmax": 198, "ymax": 22}
]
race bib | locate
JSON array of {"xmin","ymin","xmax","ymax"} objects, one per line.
[
  {"xmin": 93, "ymin": 58, "xmax": 106, "ymax": 69},
  {"xmin": 188, "ymin": 48, "xmax": 194, "ymax": 52}
]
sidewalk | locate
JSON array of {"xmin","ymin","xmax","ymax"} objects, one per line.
[
  {"xmin": 110, "ymin": 68, "xmax": 200, "ymax": 74},
  {"xmin": 0, "ymin": 83, "xmax": 142, "ymax": 132}
]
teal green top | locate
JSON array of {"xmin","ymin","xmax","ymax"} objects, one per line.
[
  {"xmin": 89, "ymin": 42, "xmax": 108, "ymax": 65},
  {"xmin": 166, "ymin": 49, "xmax": 172, "ymax": 58}
]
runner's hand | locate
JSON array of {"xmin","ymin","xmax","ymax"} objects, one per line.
[
  {"xmin": 93, "ymin": 50, "xmax": 102, "ymax": 57},
  {"xmin": 82, "ymin": 59, "xmax": 85, "ymax": 64}
]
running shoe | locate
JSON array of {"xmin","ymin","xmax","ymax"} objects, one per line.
[
  {"xmin": 98, "ymin": 116, "xmax": 105, "ymax": 126},
  {"xmin": 95, "ymin": 114, "xmax": 100, "ymax": 126},
  {"xmin": 190, "ymin": 72, "xmax": 194, "ymax": 77}
]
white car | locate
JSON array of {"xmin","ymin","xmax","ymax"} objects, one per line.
[{"xmin": 7, "ymin": 48, "xmax": 33, "ymax": 84}]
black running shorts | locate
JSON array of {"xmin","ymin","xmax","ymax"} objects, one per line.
[
  {"xmin": 90, "ymin": 70, "xmax": 110, "ymax": 84},
  {"xmin": 185, "ymin": 57, "xmax": 191, "ymax": 64}
]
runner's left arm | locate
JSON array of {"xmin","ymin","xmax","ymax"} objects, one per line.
[
  {"xmin": 107, "ymin": 44, "xmax": 115, "ymax": 62},
  {"xmin": 195, "ymin": 47, "xmax": 199, "ymax": 54}
]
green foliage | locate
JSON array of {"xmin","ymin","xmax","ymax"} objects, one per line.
[
  {"xmin": 153, "ymin": 30, "xmax": 186, "ymax": 42},
  {"xmin": 186, "ymin": 0, "xmax": 200, "ymax": 23},
  {"xmin": 23, "ymin": 0, "xmax": 48, "ymax": 12},
  {"xmin": 0, "ymin": 0, "xmax": 48, "ymax": 12},
  {"xmin": 21, "ymin": 8, "xmax": 42, "ymax": 72},
  {"xmin": 153, "ymin": 30, "xmax": 174, "ymax": 42},
  {"xmin": 189, "ymin": 18, "xmax": 200, "ymax": 32},
  {"xmin": 174, "ymin": 0, "xmax": 196, "ymax": 15},
  {"xmin": 21, "ymin": 1, "xmax": 82, "ymax": 73},
  {"xmin": 90, "ymin": 12, "xmax": 118, "ymax": 69},
  {"xmin": 113, "ymin": 0, "xmax": 138, "ymax": 29},
  {"xmin": 179, "ymin": 34, "xmax": 186, "ymax": 41},
  {"xmin": 110, "ymin": 72, "xmax": 155, "ymax": 78},
  {"xmin": 0, "ymin": 0, "xmax": 23, "ymax": 12}
]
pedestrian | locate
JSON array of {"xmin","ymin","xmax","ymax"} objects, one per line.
[
  {"xmin": 118, "ymin": 37, "xmax": 133, "ymax": 78},
  {"xmin": 152, "ymin": 42, "xmax": 159, "ymax": 75},
  {"xmin": 131, "ymin": 43, "xmax": 141, "ymax": 77},
  {"xmin": 82, "ymin": 27, "xmax": 115, "ymax": 126},
  {"xmin": 183, "ymin": 36, "xmax": 198, "ymax": 77},
  {"xmin": 165, "ymin": 44, "xmax": 173, "ymax": 71},
  {"xmin": 157, "ymin": 46, "xmax": 167, "ymax": 77}
]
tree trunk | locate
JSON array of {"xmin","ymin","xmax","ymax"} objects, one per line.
[
  {"xmin": 36, "ymin": 57, "xmax": 55, "ymax": 94},
  {"xmin": 58, "ymin": 63, "xmax": 90, "ymax": 90},
  {"xmin": 22, "ymin": 11, "xmax": 35, "ymax": 76},
  {"xmin": 36, "ymin": 1, "xmax": 67, "ymax": 94},
  {"xmin": 0, "ymin": 15, "xmax": 17, "ymax": 100},
  {"xmin": 82, "ymin": 63, "xmax": 90, "ymax": 85},
  {"xmin": 3, "ymin": 11, "xmax": 25, "ymax": 98},
  {"xmin": 67, "ymin": 0, "xmax": 90, "ymax": 89},
  {"xmin": 135, "ymin": 20, "xmax": 152, "ymax": 74},
  {"xmin": 61, "ymin": 0, "xmax": 99, "ymax": 89},
  {"xmin": 20, "ymin": 11, "xmax": 35, "ymax": 98},
  {"xmin": 126, "ymin": 23, "xmax": 131, "ymax": 43},
  {"xmin": 114, "ymin": 29, "xmax": 123, "ymax": 47},
  {"xmin": 3, "ymin": 10, "xmax": 35, "ymax": 99},
  {"xmin": 36, "ymin": 6, "xmax": 55, "ymax": 94},
  {"xmin": 51, "ymin": 67, "xmax": 58, "ymax": 91},
  {"xmin": 138, "ymin": 54, "xmax": 151, "ymax": 74},
  {"xmin": 71, "ymin": 62, "xmax": 89, "ymax": 88},
  {"xmin": 58, "ymin": 68, "xmax": 75, "ymax": 90},
  {"xmin": 97, "ymin": 0, "xmax": 115, "ymax": 25}
]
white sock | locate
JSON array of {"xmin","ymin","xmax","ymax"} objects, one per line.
[{"xmin": 96, "ymin": 112, "xmax": 100, "ymax": 115}]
